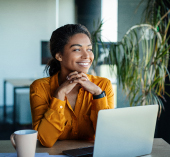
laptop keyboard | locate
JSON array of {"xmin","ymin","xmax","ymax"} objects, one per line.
[
  {"xmin": 77, "ymin": 154, "xmax": 93, "ymax": 157},
  {"xmin": 63, "ymin": 146, "xmax": 94, "ymax": 157}
]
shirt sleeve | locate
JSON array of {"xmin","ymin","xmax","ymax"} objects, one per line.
[
  {"xmin": 90, "ymin": 79, "xmax": 114, "ymax": 130},
  {"xmin": 30, "ymin": 81, "xmax": 66, "ymax": 147}
]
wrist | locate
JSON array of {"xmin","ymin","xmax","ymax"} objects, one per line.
[
  {"xmin": 93, "ymin": 88, "xmax": 102, "ymax": 95},
  {"xmin": 93, "ymin": 91, "xmax": 106, "ymax": 99},
  {"xmin": 54, "ymin": 89, "xmax": 66, "ymax": 101}
]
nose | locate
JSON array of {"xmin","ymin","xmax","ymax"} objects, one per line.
[{"xmin": 81, "ymin": 49, "xmax": 89, "ymax": 59}]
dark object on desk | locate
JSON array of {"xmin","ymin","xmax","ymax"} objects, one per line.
[{"xmin": 63, "ymin": 146, "xmax": 93, "ymax": 157}]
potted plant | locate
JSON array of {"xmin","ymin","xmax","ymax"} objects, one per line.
[{"xmin": 91, "ymin": 8, "xmax": 170, "ymax": 115}]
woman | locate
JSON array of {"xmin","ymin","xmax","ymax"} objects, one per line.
[{"xmin": 30, "ymin": 24, "xmax": 114, "ymax": 147}]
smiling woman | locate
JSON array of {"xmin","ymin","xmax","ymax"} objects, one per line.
[
  {"xmin": 30, "ymin": 24, "xmax": 114, "ymax": 147},
  {"xmin": 57, "ymin": 33, "xmax": 94, "ymax": 74}
]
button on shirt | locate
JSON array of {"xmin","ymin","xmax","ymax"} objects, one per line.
[{"xmin": 30, "ymin": 72, "xmax": 114, "ymax": 147}]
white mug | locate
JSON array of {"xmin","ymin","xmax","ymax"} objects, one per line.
[{"xmin": 10, "ymin": 129, "xmax": 38, "ymax": 157}]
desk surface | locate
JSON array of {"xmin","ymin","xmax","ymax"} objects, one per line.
[
  {"xmin": 0, "ymin": 138, "xmax": 170, "ymax": 156},
  {"xmin": 5, "ymin": 78, "xmax": 35, "ymax": 87}
]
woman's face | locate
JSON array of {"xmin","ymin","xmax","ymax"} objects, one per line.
[{"xmin": 58, "ymin": 33, "xmax": 94, "ymax": 74}]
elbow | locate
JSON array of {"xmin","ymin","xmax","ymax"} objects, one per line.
[
  {"xmin": 40, "ymin": 142, "xmax": 54, "ymax": 148},
  {"xmin": 38, "ymin": 134, "xmax": 56, "ymax": 148}
]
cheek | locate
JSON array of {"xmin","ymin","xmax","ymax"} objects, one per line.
[
  {"xmin": 63, "ymin": 53, "xmax": 73, "ymax": 61},
  {"xmin": 90, "ymin": 53, "xmax": 94, "ymax": 61},
  {"xmin": 62, "ymin": 54, "xmax": 78, "ymax": 65}
]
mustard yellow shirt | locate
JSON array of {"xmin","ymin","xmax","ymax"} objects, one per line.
[{"xmin": 30, "ymin": 72, "xmax": 114, "ymax": 147}]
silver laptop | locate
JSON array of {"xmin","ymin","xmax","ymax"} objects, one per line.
[{"xmin": 63, "ymin": 105, "xmax": 158, "ymax": 157}]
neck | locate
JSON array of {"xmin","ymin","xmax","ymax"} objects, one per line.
[{"xmin": 58, "ymin": 71, "xmax": 68, "ymax": 85}]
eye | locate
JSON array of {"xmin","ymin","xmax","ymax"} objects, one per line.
[
  {"xmin": 73, "ymin": 49, "xmax": 80, "ymax": 52},
  {"xmin": 87, "ymin": 49, "xmax": 93, "ymax": 52}
]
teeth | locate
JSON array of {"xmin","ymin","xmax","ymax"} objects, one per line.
[{"xmin": 78, "ymin": 63, "xmax": 89, "ymax": 65}]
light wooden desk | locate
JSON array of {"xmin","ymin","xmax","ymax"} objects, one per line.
[{"xmin": 0, "ymin": 139, "xmax": 170, "ymax": 156}]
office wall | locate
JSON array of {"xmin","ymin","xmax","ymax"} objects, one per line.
[
  {"xmin": 117, "ymin": 0, "xmax": 147, "ymax": 108},
  {"xmin": 58, "ymin": 0, "xmax": 75, "ymax": 27},
  {"xmin": 0, "ymin": 0, "xmax": 56, "ymax": 106}
]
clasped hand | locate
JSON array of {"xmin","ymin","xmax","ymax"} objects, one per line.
[{"xmin": 54, "ymin": 71, "xmax": 102, "ymax": 101}]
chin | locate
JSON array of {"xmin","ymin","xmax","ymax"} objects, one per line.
[{"xmin": 76, "ymin": 68, "xmax": 89, "ymax": 74}]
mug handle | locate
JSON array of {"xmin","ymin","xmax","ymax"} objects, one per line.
[{"xmin": 10, "ymin": 133, "xmax": 16, "ymax": 149}]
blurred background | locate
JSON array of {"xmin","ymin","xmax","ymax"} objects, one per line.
[{"xmin": 0, "ymin": 0, "xmax": 170, "ymax": 144}]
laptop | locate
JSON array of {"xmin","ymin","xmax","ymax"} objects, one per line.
[{"xmin": 63, "ymin": 105, "xmax": 158, "ymax": 157}]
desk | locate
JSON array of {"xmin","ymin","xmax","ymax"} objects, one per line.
[
  {"xmin": 3, "ymin": 79, "xmax": 35, "ymax": 124},
  {"xmin": 0, "ymin": 139, "xmax": 170, "ymax": 156}
]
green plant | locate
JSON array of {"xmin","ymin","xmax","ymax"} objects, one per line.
[
  {"xmin": 91, "ymin": 10, "xmax": 170, "ymax": 115},
  {"xmin": 138, "ymin": 0, "xmax": 170, "ymax": 32},
  {"xmin": 91, "ymin": 20, "xmax": 104, "ymax": 70},
  {"xmin": 114, "ymin": 23, "xmax": 170, "ymax": 116}
]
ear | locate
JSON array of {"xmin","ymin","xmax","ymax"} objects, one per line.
[{"xmin": 55, "ymin": 53, "xmax": 62, "ymax": 61}]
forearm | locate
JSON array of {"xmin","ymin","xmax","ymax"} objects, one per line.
[
  {"xmin": 35, "ymin": 106, "xmax": 65, "ymax": 147},
  {"xmin": 36, "ymin": 114, "xmax": 65, "ymax": 147},
  {"xmin": 54, "ymin": 88, "xmax": 66, "ymax": 101},
  {"xmin": 90, "ymin": 80, "xmax": 114, "ymax": 131},
  {"xmin": 90, "ymin": 96, "xmax": 112, "ymax": 131},
  {"xmin": 31, "ymin": 97, "xmax": 66, "ymax": 147}
]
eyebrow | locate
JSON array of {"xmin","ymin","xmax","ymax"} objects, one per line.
[{"xmin": 70, "ymin": 44, "xmax": 92, "ymax": 48}]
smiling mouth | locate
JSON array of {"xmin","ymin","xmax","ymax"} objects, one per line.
[{"xmin": 77, "ymin": 62, "xmax": 90, "ymax": 67}]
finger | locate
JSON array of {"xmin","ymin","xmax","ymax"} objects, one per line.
[
  {"xmin": 70, "ymin": 77, "xmax": 88, "ymax": 83},
  {"xmin": 66, "ymin": 71, "xmax": 78, "ymax": 79},
  {"xmin": 68, "ymin": 73, "xmax": 82, "ymax": 80},
  {"xmin": 68, "ymin": 72, "xmax": 89, "ymax": 80},
  {"xmin": 79, "ymin": 72, "xmax": 89, "ymax": 80}
]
